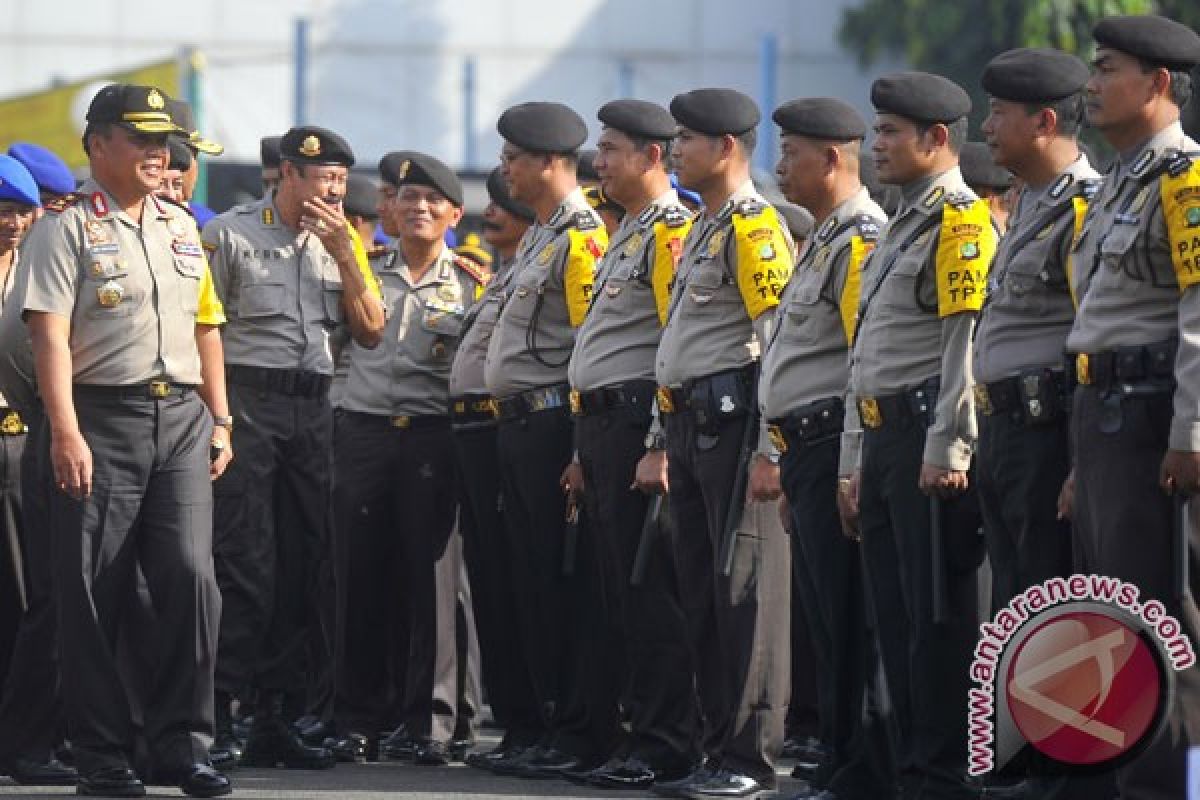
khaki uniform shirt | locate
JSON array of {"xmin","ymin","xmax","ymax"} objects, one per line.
[
  {"xmin": 973, "ymin": 155, "xmax": 1100, "ymax": 384},
  {"xmin": 450, "ymin": 255, "xmax": 517, "ymax": 398},
  {"xmin": 483, "ymin": 189, "xmax": 606, "ymax": 398},
  {"xmin": 1066, "ymin": 121, "xmax": 1200, "ymax": 451},
  {"xmin": 0, "ymin": 254, "xmax": 22, "ymax": 410},
  {"xmin": 846, "ymin": 167, "xmax": 998, "ymax": 472},
  {"xmin": 340, "ymin": 245, "xmax": 485, "ymax": 416},
  {"xmin": 568, "ymin": 189, "xmax": 691, "ymax": 391},
  {"xmin": 202, "ymin": 193, "xmax": 380, "ymax": 376},
  {"xmin": 23, "ymin": 181, "xmax": 225, "ymax": 386}
]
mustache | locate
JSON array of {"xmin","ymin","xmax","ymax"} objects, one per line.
[{"xmin": 481, "ymin": 221, "xmax": 503, "ymax": 232}]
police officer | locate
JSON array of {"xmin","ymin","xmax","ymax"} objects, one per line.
[
  {"xmin": 564, "ymin": 98, "xmax": 697, "ymax": 789},
  {"xmin": 841, "ymin": 72, "xmax": 996, "ymax": 800},
  {"xmin": 22, "ymin": 83, "xmax": 232, "ymax": 797},
  {"xmin": 453, "ymin": 167, "xmax": 543, "ymax": 771},
  {"xmin": 650, "ymin": 88, "xmax": 792, "ymax": 799},
  {"xmin": 1064, "ymin": 15, "xmax": 1200, "ymax": 800},
  {"xmin": 202, "ymin": 125, "xmax": 385, "ymax": 770},
  {"xmin": 482, "ymin": 102, "xmax": 607, "ymax": 776},
  {"xmin": 761, "ymin": 98, "xmax": 891, "ymax": 800},
  {"xmin": 7, "ymin": 143, "xmax": 76, "ymax": 213},
  {"xmin": 959, "ymin": 141, "xmax": 1015, "ymax": 233},
  {"xmin": 332, "ymin": 152, "xmax": 486, "ymax": 765}
]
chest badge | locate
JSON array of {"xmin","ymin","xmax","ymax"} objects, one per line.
[
  {"xmin": 536, "ymin": 243, "xmax": 557, "ymax": 265},
  {"xmin": 706, "ymin": 230, "xmax": 727, "ymax": 258},
  {"xmin": 623, "ymin": 231, "xmax": 644, "ymax": 258},
  {"xmin": 96, "ymin": 280, "xmax": 125, "ymax": 308}
]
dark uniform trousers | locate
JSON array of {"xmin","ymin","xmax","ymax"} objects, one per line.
[
  {"xmin": 0, "ymin": 406, "xmax": 63, "ymax": 764},
  {"xmin": 977, "ymin": 412, "xmax": 1073, "ymax": 612},
  {"xmin": 664, "ymin": 410, "xmax": 790, "ymax": 783},
  {"xmin": 213, "ymin": 381, "xmax": 332, "ymax": 705},
  {"xmin": 780, "ymin": 432, "xmax": 892, "ymax": 798},
  {"xmin": 858, "ymin": 414, "xmax": 981, "ymax": 800},
  {"xmin": 0, "ymin": 419, "xmax": 25, "ymax": 689},
  {"xmin": 332, "ymin": 411, "xmax": 460, "ymax": 742},
  {"xmin": 1072, "ymin": 385, "xmax": 1200, "ymax": 800},
  {"xmin": 576, "ymin": 400, "xmax": 698, "ymax": 770},
  {"xmin": 50, "ymin": 390, "xmax": 219, "ymax": 775},
  {"xmin": 452, "ymin": 423, "xmax": 542, "ymax": 746},
  {"xmin": 496, "ymin": 404, "xmax": 614, "ymax": 758}
]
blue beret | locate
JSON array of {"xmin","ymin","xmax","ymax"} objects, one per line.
[
  {"xmin": 0, "ymin": 156, "xmax": 41, "ymax": 207},
  {"xmin": 7, "ymin": 142, "xmax": 74, "ymax": 195}
]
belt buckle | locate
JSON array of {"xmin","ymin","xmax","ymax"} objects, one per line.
[
  {"xmin": 568, "ymin": 389, "xmax": 583, "ymax": 416},
  {"xmin": 486, "ymin": 398, "xmax": 499, "ymax": 418},
  {"xmin": 453, "ymin": 400, "xmax": 466, "ymax": 415},
  {"xmin": 972, "ymin": 384, "xmax": 993, "ymax": 416},
  {"xmin": 391, "ymin": 415, "xmax": 411, "ymax": 429},
  {"xmin": 0, "ymin": 411, "xmax": 23, "ymax": 436},
  {"xmin": 149, "ymin": 380, "xmax": 170, "ymax": 399},
  {"xmin": 767, "ymin": 424, "xmax": 788, "ymax": 454},
  {"xmin": 655, "ymin": 386, "xmax": 676, "ymax": 414},
  {"xmin": 1075, "ymin": 353, "xmax": 1091, "ymax": 386},
  {"xmin": 858, "ymin": 397, "xmax": 882, "ymax": 429}
]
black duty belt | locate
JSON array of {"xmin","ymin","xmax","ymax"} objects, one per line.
[
  {"xmin": 227, "ymin": 365, "xmax": 332, "ymax": 398},
  {"xmin": 974, "ymin": 369, "xmax": 1068, "ymax": 423},
  {"xmin": 0, "ymin": 409, "xmax": 26, "ymax": 436},
  {"xmin": 656, "ymin": 364, "xmax": 756, "ymax": 416},
  {"xmin": 341, "ymin": 410, "xmax": 450, "ymax": 431},
  {"xmin": 768, "ymin": 396, "xmax": 844, "ymax": 453},
  {"xmin": 1070, "ymin": 339, "xmax": 1176, "ymax": 392},
  {"xmin": 450, "ymin": 395, "xmax": 498, "ymax": 425},
  {"xmin": 857, "ymin": 379, "xmax": 940, "ymax": 431},
  {"xmin": 569, "ymin": 380, "xmax": 656, "ymax": 417},
  {"xmin": 494, "ymin": 384, "xmax": 571, "ymax": 422},
  {"xmin": 74, "ymin": 381, "xmax": 195, "ymax": 401}
]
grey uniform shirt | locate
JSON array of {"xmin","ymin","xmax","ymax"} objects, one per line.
[
  {"xmin": 1066, "ymin": 121, "xmax": 1200, "ymax": 451},
  {"xmin": 450, "ymin": 255, "xmax": 517, "ymax": 398},
  {"xmin": 973, "ymin": 155, "xmax": 1100, "ymax": 384},
  {"xmin": 0, "ymin": 251, "xmax": 36, "ymax": 413},
  {"xmin": 568, "ymin": 189, "xmax": 691, "ymax": 391},
  {"xmin": 760, "ymin": 187, "xmax": 885, "ymax": 419},
  {"xmin": 23, "ymin": 181, "xmax": 213, "ymax": 386},
  {"xmin": 340, "ymin": 245, "xmax": 483, "ymax": 417},
  {"xmin": 204, "ymin": 193, "xmax": 360, "ymax": 376},
  {"xmin": 484, "ymin": 189, "xmax": 604, "ymax": 399},
  {"xmin": 847, "ymin": 167, "xmax": 997, "ymax": 471}
]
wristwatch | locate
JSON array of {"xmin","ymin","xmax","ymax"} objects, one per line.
[
  {"xmin": 213, "ymin": 415, "xmax": 235, "ymax": 433},
  {"xmin": 758, "ymin": 450, "xmax": 781, "ymax": 466},
  {"xmin": 643, "ymin": 431, "xmax": 667, "ymax": 451}
]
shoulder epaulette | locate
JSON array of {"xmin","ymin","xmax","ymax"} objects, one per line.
[
  {"xmin": 42, "ymin": 192, "xmax": 81, "ymax": 214},
  {"xmin": 565, "ymin": 209, "xmax": 600, "ymax": 232},
  {"xmin": 1163, "ymin": 149, "xmax": 1198, "ymax": 178},
  {"xmin": 157, "ymin": 195, "xmax": 195, "ymax": 218},
  {"xmin": 851, "ymin": 213, "xmax": 881, "ymax": 242},
  {"xmin": 453, "ymin": 253, "xmax": 491, "ymax": 286},
  {"xmin": 734, "ymin": 197, "xmax": 766, "ymax": 218},
  {"xmin": 1078, "ymin": 178, "xmax": 1102, "ymax": 200},
  {"xmin": 662, "ymin": 205, "xmax": 689, "ymax": 228},
  {"xmin": 944, "ymin": 190, "xmax": 976, "ymax": 210},
  {"xmin": 232, "ymin": 202, "xmax": 259, "ymax": 215}
]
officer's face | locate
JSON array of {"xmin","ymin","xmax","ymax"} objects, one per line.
[
  {"xmin": 594, "ymin": 128, "xmax": 648, "ymax": 205},
  {"xmin": 285, "ymin": 163, "xmax": 348, "ymax": 208},
  {"xmin": 499, "ymin": 145, "xmax": 544, "ymax": 204},
  {"xmin": 482, "ymin": 201, "xmax": 529, "ymax": 250},
  {"xmin": 90, "ymin": 126, "xmax": 170, "ymax": 198},
  {"xmin": 0, "ymin": 201, "xmax": 34, "ymax": 252},
  {"xmin": 673, "ymin": 128, "xmax": 723, "ymax": 193},
  {"xmin": 871, "ymin": 114, "xmax": 930, "ymax": 185},
  {"xmin": 981, "ymin": 98, "xmax": 1041, "ymax": 172},
  {"xmin": 157, "ymin": 169, "xmax": 187, "ymax": 205},
  {"xmin": 377, "ymin": 184, "xmax": 402, "ymax": 238},
  {"xmin": 395, "ymin": 184, "xmax": 463, "ymax": 244},
  {"xmin": 1086, "ymin": 48, "xmax": 1159, "ymax": 132},
  {"xmin": 775, "ymin": 134, "xmax": 828, "ymax": 210}
]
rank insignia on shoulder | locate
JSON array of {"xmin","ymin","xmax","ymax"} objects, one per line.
[
  {"xmin": 944, "ymin": 190, "xmax": 975, "ymax": 210},
  {"xmin": 854, "ymin": 215, "xmax": 880, "ymax": 242},
  {"xmin": 262, "ymin": 208, "xmax": 275, "ymax": 226},
  {"xmin": 43, "ymin": 192, "xmax": 80, "ymax": 214},
  {"xmin": 1165, "ymin": 149, "xmax": 1198, "ymax": 178},
  {"xmin": 922, "ymin": 186, "xmax": 945, "ymax": 209},
  {"xmin": 735, "ymin": 198, "xmax": 765, "ymax": 218},
  {"xmin": 663, "ymin": 206, "xmax": 688, "ymax": 228},
  {"xmin": 1048, "ymin": 173, "xmax": 1075, "ymax": 199},
  {"xmin": 1131, "ymin": 148, "xmax": 1156, "ymax": 178},
  {"xmin": 453, "ymin": 253, "xmax": 490, "ymax": 286},
  {"xmin": 1080, "ymin": 179, "xmax": 1101, "ymax": 200},
  {"xmin": 572, "ymin": 210, "xmax": 600, "ymax": 231},
  {"xmin": 637, "ymin": 206, "xmax": 659, "ymax": 227}
]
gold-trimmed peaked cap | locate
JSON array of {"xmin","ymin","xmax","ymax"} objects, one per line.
[
  {"xmin": 85, "ymin": 84, "xmax": 183, "ymax": 134},
  {"xmin": 166, "ymin": 99, "xmax": 224, "ymax": 156},
  {"xmin": 280, "ymin": 125, "xmax": 355, "ymax": 168}
]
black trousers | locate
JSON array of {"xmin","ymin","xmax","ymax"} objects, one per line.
[
  {"xmin": 213, "ymin": 383, "xmax": 333, "ymax": 702},
  {"xmin": 0, "ymin": 406, "xmax": 62, "ymax": 763},
  {"xmin": 50, "ymin": 390, "xmax": 219, "ymax": 775},
  {"xmin": 0, "ymin": 426, "xmax": 24, "ymax": 691},
  {"xmin": 332, "ymin": 412, "xmax": 460, "ymax": 741},
  {"xmin": 1072, "ymin": 385, "xmax": 1200, "ymax": 800},
  {"xmin": 781, "ymin": 432, "xmax": 892, "ymax": 798},
  {"xmin": 576, "ymin": 405, "xmax": 698, "ymax": 770},
  {"xmin": 977, "ymin": 412, "xmax": 1073, "ymax": 612},
  {"xmin": 453, "ymin": 423, "xmax": 541, "ymax": 746},
  {"xmin": 664, "ymin": 411, "xmax": 789, "ymax": 783},
  {"xmin": 858, "ymin": 417, "xmax": 980, "ymax": 800}
]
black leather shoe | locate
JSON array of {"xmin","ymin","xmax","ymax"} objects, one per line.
[
  {"xmin": 414, "ymin": 739, "xmax": 449, "ymax": 766},
  {"xmin": 5, "ymin": 756, "xmax": 78, "ymax": 786},
  {"xmin": 588, "ymin": 755, "xmax": 685, "ymax": 789},
  {"xmin": 378, "ymin": 727, "xmax": 420, "ymax": 762},
  {"xmin": 208, "ymin": 732, "xmax": 242, "ymax": 771},
  {"xmin": 489, "ymin": 744, "xmax": 543, "ymax": 776},
  {"xmin": 465, "ymin": 742, "xmax": 522, "ymax": 772},
  {"xmin": 77, "ymin": 766, "xmax": 145, "ymax": 797},
  {"xmin": 295, "ymin": 717, "xmax": 335, "ymax": 747},
  {"xmin": 154, "ymin": 764, "xmax": 232, "ymax": 798},
  {"xmin": 680, "ymin": 767, "xmax": 774, "ymax": 798},
  {"xmin": 514, "ymin": 746, "xmax": 584, "ymax": 779},
  {"xmin": 323, "ymin": 733, "xmax": 368, "ymax": 763},
  {"xmin": 241, "ymin": 718, "xmax": 336, "ymax": 769},
  {"xmin": 447, "ymin": 736, "xmax": 474, "ymax": 762},
  {"xmin": 653, "ymin": 762, "xmax": 715, "ymax": 798},
  {"xmin": 781, "ymin": 789, "xmax": 840, "ymax": 800}
]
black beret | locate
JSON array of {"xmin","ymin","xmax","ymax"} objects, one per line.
[
  {"xmin": 577, "ymin": 149, "xmax": 599, "ymax": 182},
  {"xmin": 959, "ymin": 142, "xmax": 1012, "ymax": 190},
  {"xmin": 167, "ymin": 137, "xmax": 194, "ymax": 172},
  {"xmin": 670, "ymin": 88, "xmax": 760, "ymax": 135},
  {"xmin": 166, "ymin": 99, "xmax": 223, "ymax": 155},
  {"xmin": 1094, "ymin": 15, "xmax": 1200, "ymax": 70},
  {"xmin": 486, "ymin": 167, "xmax": 535, "ymax": 223},
  {"xmin": 776, "ymin": 202, "xmax": 814, "ymax": 240},
  {"xmin": 342, "ymin": 174, "xmax": 379, "ymax": 219},
  {"xmin": 376, "ymin": 151, "xmax": 462, "ymax": 207},
  {"xmin": 773, "ymin": 97, "xmax": 866, "ymax": 141},
  {"xmin": 982, "ymin": 48, "xmax": 1090, "ymax": 103},
  {"xmin": 497, "ymin": 102, "xmax": 588, "ymax": 153},
  {"xmin": 598, "ymin": 98, "xmax": 677, "ymax": 140},
  {"xmin": 260, "ymin": 136, "xmax": 282, "ymax": 168},
  {"xmin": 280, "ymin": 125, "xmax": 354, "ymax": 168},
  {"xmin": 871, "ymin": 71, "xmax": 971, "ymax": 123},
  {"xmin": 86, "ymin": 84, "xmax": 181, "ymax": 134}
]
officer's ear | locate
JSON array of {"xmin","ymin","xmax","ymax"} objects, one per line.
[{"xmin": 920, "ymin": 122, "xmax": 950, "ymax": 153}]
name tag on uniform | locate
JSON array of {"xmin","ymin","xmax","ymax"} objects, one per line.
[
  {"xmin": 88, "ymin": 244, "xmax": 120, "ymax": 256},
  {"xmin": 172, "ymin": 240, "xmax": 203, "ymax": 258}
]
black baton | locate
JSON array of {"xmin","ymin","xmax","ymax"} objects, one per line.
[
  {"xmin": 719, "ymin": 409, "xmax": 760, "ymax": 577},
  {"xmin": 630, "ymin": 494, "xmax": 664, "ymax": 587},
  {"xmin": 930, "ymin": 494, "xmax": 948, "ymax": 624},
  {"xmin": 1175, "ymin": 493, "xmax": 1190, "ymax": 601}
]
